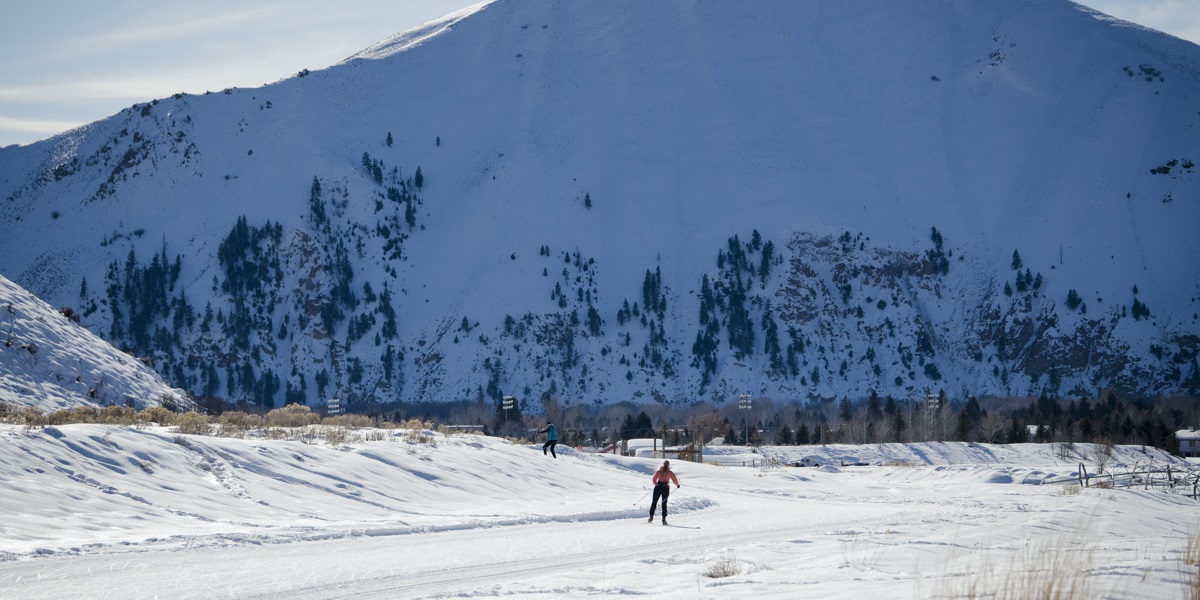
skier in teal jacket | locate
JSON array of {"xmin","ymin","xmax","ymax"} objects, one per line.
[{"xmin": 539, "ymin": 421, "xmax": 558, "ymax": 458}]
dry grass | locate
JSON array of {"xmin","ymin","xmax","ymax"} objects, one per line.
[
  {"xmin": 704, "ymin": 550, "xmax": 742, "ymax": 578},
  {"xmin": 401, "ymin": 419, "xmax": 437, "ymax": 444},
  {"xmin": 939, "ymin": 536, "xmax": 1097, "ymax": 599},
  {"xmin": 0, "ymin": 401, "xmax": 450, "ymax": 446},
  {"xmin": 1184, "ymin": 526, "xmax": 1200, "ymax": 600},
  {"xmin": 1056, "ymin": 484, "xmax": 1081, "ymax": 496},
  {"xmin": 1185, "ymin": 528, "xmax": 1200, "ymax": 567}
]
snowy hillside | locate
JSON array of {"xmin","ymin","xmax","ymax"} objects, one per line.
[
  {"xmin": 0, "ymin": 424, "xmax": 1197, "ymax": 598},
  {"xmin": 0, "ymin": 274, "xmax": 190, "ymax": 412},
  {"xmin": 0, "ymin": 0, "xmax": 1198, "ymax": 411}
]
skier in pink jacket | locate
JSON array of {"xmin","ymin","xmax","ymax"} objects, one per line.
[{"xmin": 648, "ymin": 460, "xmax": 681, "ymax": 525}]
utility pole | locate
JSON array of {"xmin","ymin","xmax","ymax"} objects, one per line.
[
  {"xmin": 502, "ymin": 395, "xmax": 515, "ymax": 430},
  {"xmin": 738, "ymin": 393, "xmax": 752, "ymax": 446}
]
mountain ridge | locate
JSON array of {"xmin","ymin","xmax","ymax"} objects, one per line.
[{"xmin": 0, "ymin": 0, "xmax": 1197, "ymax": 411}]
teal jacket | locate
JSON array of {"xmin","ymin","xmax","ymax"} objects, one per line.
[{"xmin": 540, "ymin": 424, "xmax": 557, "ymax": 441}]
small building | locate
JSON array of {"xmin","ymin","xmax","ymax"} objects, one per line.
[{"xmin": 1177, "ymin": 428, "xmax": 1200, "ymax": 457}]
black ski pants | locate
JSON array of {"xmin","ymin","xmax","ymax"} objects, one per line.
[
  {"xmin": 649, "ymin": 483, "xmax": 671, "ymax": 518},
  {"xmin": 543, "ymin": 440, "xmax": 557, "ymax": 457}
]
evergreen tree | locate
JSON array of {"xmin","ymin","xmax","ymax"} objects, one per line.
[
  {"xmin": 796, "ymin": 422, "xmax": 810, "ymax": 445},
  {"xmin": 839, "ymin": 397, "xmax": 853, "ymax": 422},
  {"xmin": 584, "ymin": 192, "xmax": 592, "ymax": 209},
  {"xmin": 867, "ymin": 390, "xmax": 882, "ymax": 420},
  {"xmin": 1007, "ymin": 415, "xmax": 1027, "ymax": 443},
  {"xmin": 587, "ymin": 306, "xmax": 602, "ymax": 336},
  {"xmin": 955, "ymin": 411, "xmax": 972, "ymax": 441},
  {"xmin": 386, "ymin": 132, "xmax": 393, "ymax": 147},
  {"xmin": 1011, "ymin": 249, "xmax": 1023, "ymax": 270},
  {"xmin": 775, "ymin": 423, "xmax": 794, "ymax": 445},
  {"xmin": 758, "ymin": 240, "xmax": 774, "ymax": 283},
  {"xmin": 891, "ymin": 410, "xmax": 907, "ymax": 442},
  {"xmin": 414, "ymin": 166, "xmax": 424, "ymax": 190},
  {"xmin": 309, "ymin": 177, "xmax": 326, "ymax": 225},
  {"xmin": 382, "ymin": 345, "xmax": 395, "ymax": 381},
  {"xmin": 1066, "ymin": 289, "xmax": 1082, "ymax": 311}
]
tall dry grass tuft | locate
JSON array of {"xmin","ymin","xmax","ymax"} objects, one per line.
[
  {"xmin": 939, "ymin": 537, "xmax": 1096, "ymax": 599},
  {"xmin": 1184, "ymin": 526, "xmax": 1200, "ymax": 600},
  {"xmin": 704, "ymin": 550, "xmax": 742, "ymax": 579}
]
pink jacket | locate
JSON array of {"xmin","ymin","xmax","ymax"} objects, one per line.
[{"xmin": 652, "ymin": 467, "xmax": 679, "ymax": 487}]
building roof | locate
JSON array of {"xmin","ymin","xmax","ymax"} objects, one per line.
[{"xmin": 1176, "ymin": 429, "xmax": 1200, "ymax": 440}]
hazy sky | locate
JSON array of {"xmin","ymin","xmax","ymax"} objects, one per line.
[{"xmin": 1, "ymin": 0, "xmax": 1197, "ymax": 148}]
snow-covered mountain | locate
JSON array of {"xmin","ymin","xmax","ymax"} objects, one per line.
[
  {"xmin": 0, "ymin": 0, "xmax": 1197, "ymax": 411},
  {"xmin": 0, "ymin": 274, "xmax": 190, "ymax": 412}
]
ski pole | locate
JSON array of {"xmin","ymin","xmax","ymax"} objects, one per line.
[{"xmin": 633, "ymin": 488, "xmax": 651, "ymax": 505}]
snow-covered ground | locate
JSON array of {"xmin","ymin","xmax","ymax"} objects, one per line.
[{"xmin": 1, "ymin": 423, "xmax": 1196, "ymax": 599}]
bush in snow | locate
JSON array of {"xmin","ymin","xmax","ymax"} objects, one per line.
[
  {"xmin": 137, "ymin": 406, "xmax": 178, "ymax": 426},
  {"xmin": 704, "ymin": 550, "xmax": 742, "ymax": 578},
  {"xmin": 322, "ymin": 414, "xmax": 375, "ymax": 428},
  {"xmin": 217, "ymin": 411, "xmax": 263, "ymax": 437},
  {"xmin": 174, "ymin": 411, "xmax": 211, "ymax": 435},
  {"xmin": 265, "ymin": 403, "xmax": 319, "ymax": 428}
]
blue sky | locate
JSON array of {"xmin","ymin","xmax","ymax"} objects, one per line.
[{"xmin": 1, "ymin": 0, "xmax": 1197, "ymax": 148}]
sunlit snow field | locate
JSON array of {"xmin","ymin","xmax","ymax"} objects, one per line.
[{"xmin": 1, "ymin": 424, "xmax": 1196, "ymax": 599}]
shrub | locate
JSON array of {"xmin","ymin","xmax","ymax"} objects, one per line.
[
  {"xmin": 175, "ymin": 411, "xmax": 212, "ymax": 435},
  {"xmin": 401, "ymin": 420, "xmax": 436, "ymax": 444},
  {"xmin": 46, "ymin": 406, "xmax": 97, "ymax": 425},
  {"xmin": 217, "ymin": 411, "xmax": 263, "ymax": 437},
  {"xmin": 324, "ymin": 426, "xmax": 356, "ymax": 446},
  {"xmin": 363, "ymin": 430, "xmax": 389, "ymax": 442},
  {"xmin": 265, "ymin": 404, "xmax": 319, "ymax": 428},
  {"xmin": 1056, "ymin": 484, "xmax": 1081, "ymax": 496},
  {"xmin": 97, "ymin": 406, "xmax": 135, "ymax": 424},
  {"xmin": 137, "ymin": 406, "xmax": 177, "ymax": 426},
  {"xmin": 322, "ymin": 414, "xmax": 374, "ymax": 428},
  {"xmin": 705, "ymin": 551, "xmax": 742, "ymax": 578},
  {"xmin": 11, "ymin": 405, "xmax": 45, "ymax": 427}
]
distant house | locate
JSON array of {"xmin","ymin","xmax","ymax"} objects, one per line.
[{"xmin": 1177, "ymin": 428, "xmax": 1200, "ymax": 457}]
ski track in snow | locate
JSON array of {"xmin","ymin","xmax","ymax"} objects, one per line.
[{"xmin": 0, "ymin": 425, "xmax": 1196, "ymax": 599}]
